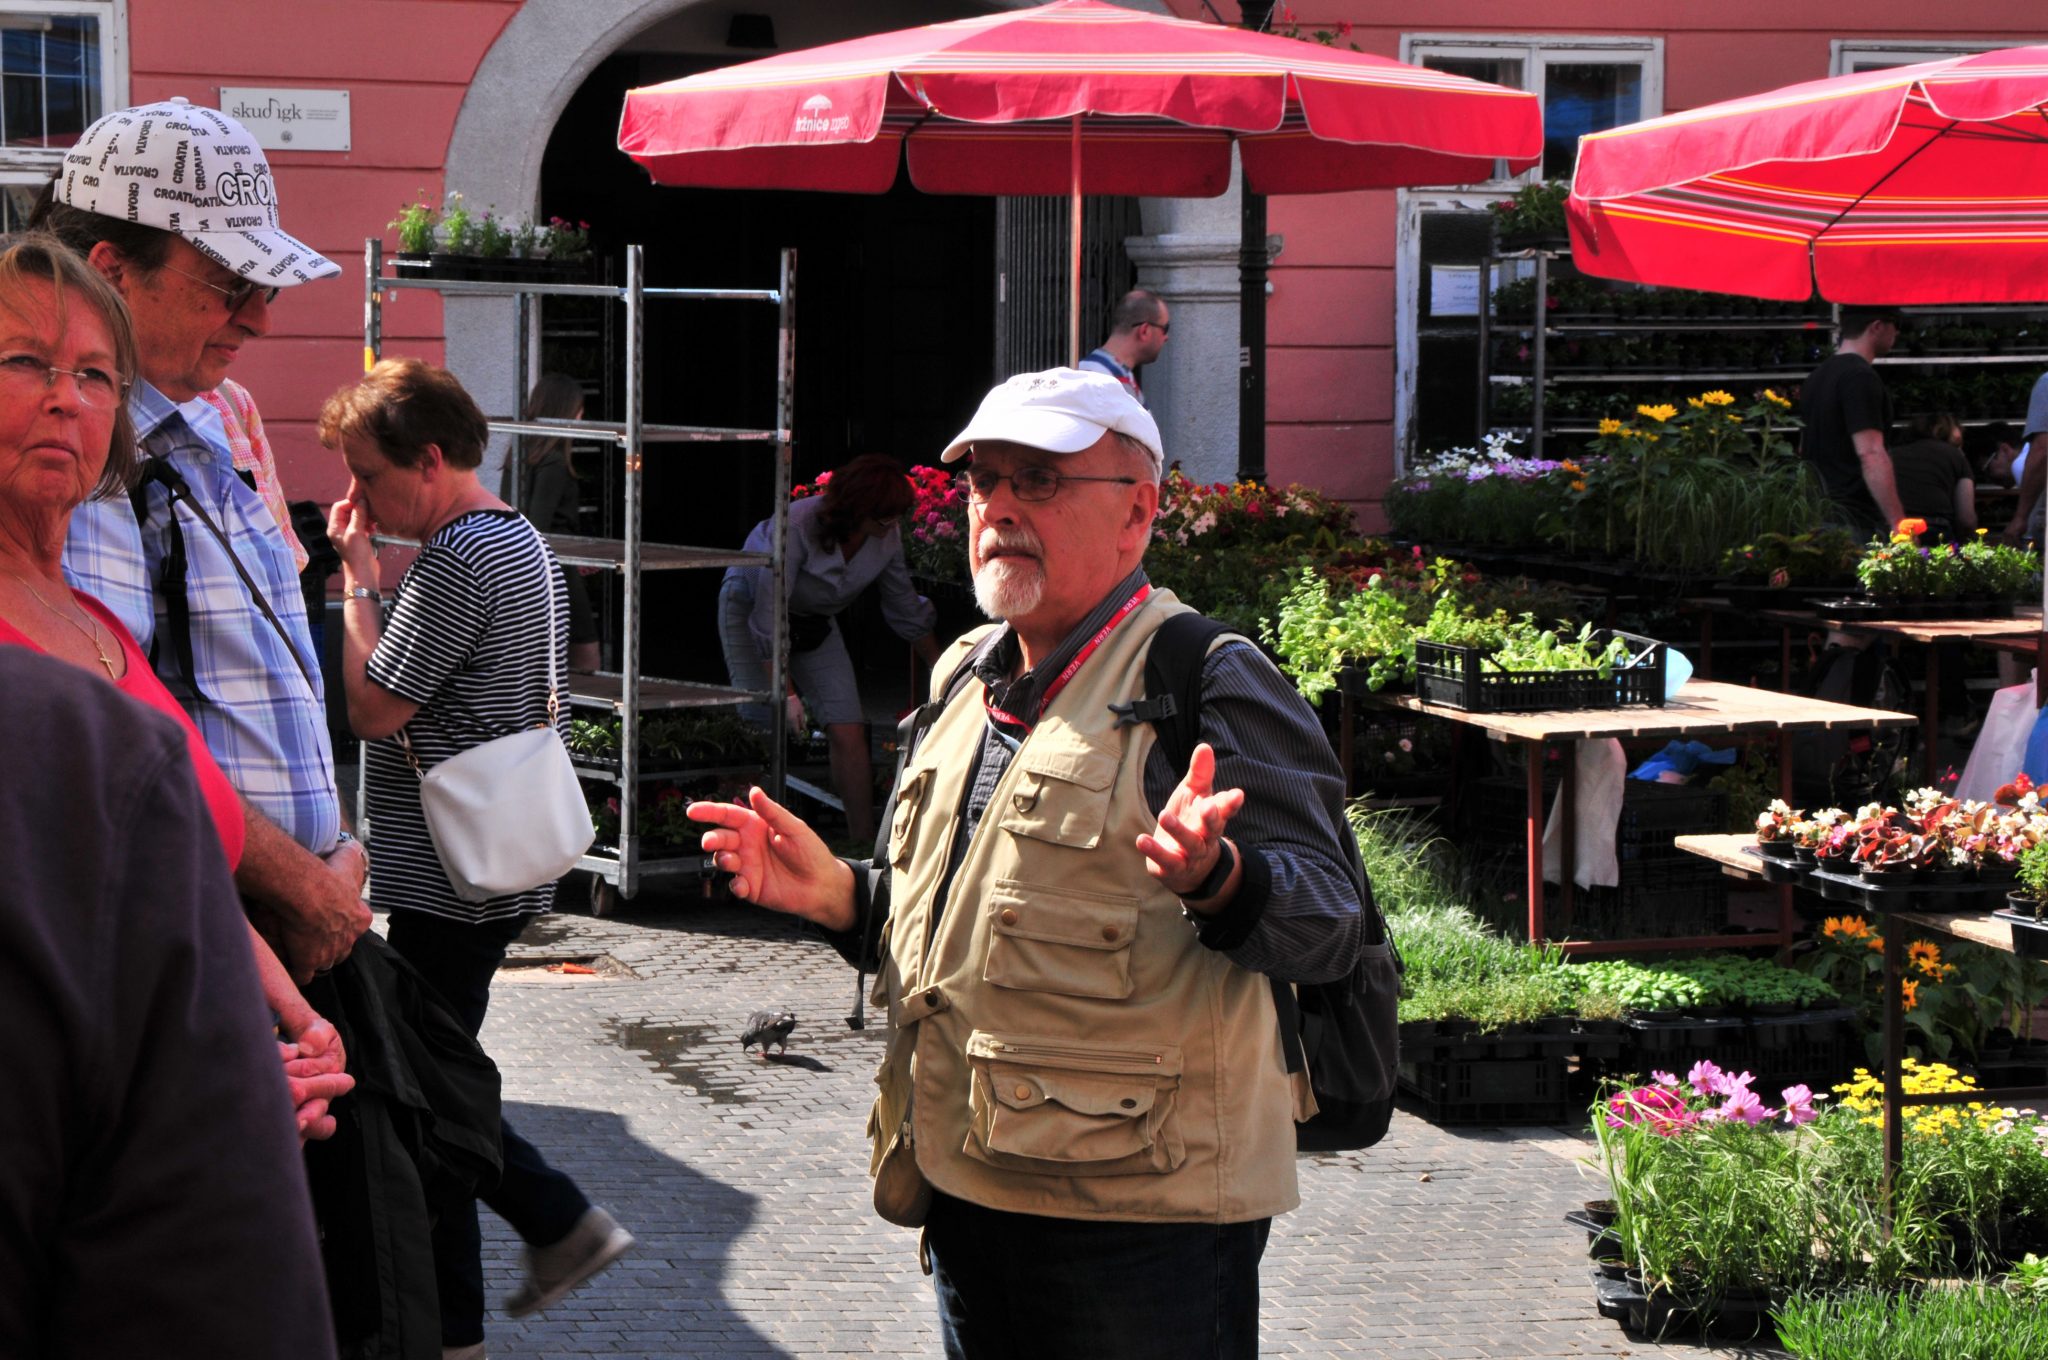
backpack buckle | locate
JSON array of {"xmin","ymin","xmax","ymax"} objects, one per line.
[{"xmin": 1108, "ymin": 694, "xmax": 1177, "ymax": 729}]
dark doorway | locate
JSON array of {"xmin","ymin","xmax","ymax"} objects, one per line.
[{"xmin": 538, "ymin": 52, "xmax": 996, "ymax": 685}]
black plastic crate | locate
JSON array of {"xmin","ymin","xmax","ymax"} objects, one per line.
[
  {"xmin": 1397, "ymin": 1053, "xmax": 1575, "ymax": 1125},
  {"xmin": 1747, "ymin": 1008, "xmax": 1857, "ymax": 1091},
  {"xmin": 1415, "ymin": 629, "xmax": 1666, "ymax": 713},
  {"xmin": 1569, "ymin": 860, "xmax": 1730, "ymax": 941},
  {"xmin": 1614, "ymin": 1016, "xmax": 1754, "ymax": 1077}
]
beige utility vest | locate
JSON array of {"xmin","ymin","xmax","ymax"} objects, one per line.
[{"xmin": 867, "ymin": 589, "xmax": 1302, "ymax": 1224}]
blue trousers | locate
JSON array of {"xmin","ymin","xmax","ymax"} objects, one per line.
[
  {"xmin": 385, "ymin": 910, "xmax": 590, "ymax": 1346},
  {"xmin": 923, "ymin": 1192, "xmax": 1270, "ymax": 1360}
]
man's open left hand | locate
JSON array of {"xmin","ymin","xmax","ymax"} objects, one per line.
[{"xmin": 1136, "ymin": 742, "xmax": 1245, "ymax": 900}]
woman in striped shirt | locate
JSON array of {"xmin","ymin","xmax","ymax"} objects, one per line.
[{"xmin": 323, "ymin": 359, "xmax": 631, "ymax": 1358}]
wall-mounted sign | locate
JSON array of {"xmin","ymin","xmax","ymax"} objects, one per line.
[
  {"xmin": 218, "ymin": 88, "xmax": 351, "ymax": 152},
  {"xmin": 1428, "ymin": 265, "xmax": 1481, "ymax": 317}
]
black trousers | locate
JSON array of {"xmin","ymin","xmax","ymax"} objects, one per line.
[{"xmin": 385, "ymin": 910, "xmax": 590, "ymax": 1346}]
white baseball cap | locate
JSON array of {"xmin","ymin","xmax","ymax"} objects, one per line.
[
  {"xmin": 941, "ymin": 367, "xmax": 1164, "ymax": 478},
  {"xmin": 54, "ymin": 97, "xmax": 339, "ymax": 286}
]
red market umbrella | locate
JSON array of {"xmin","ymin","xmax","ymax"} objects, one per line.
[
  {"xmin": 1568, "ymin": 47, "xmax": 2048, "ymax": 304},
  {"xmin": 618, "ymin": 0, "xmax": 1539, "ymax": 357}
]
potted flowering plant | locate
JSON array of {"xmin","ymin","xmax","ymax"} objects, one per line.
[
  {"xmin": 539, "ymin": 216, "xmax": 594, "ymax": 279},
  {"xmin": 1753, "ymin": 799, "xmax": 1796, "ymax": 859},
  {"xmin": 388, "ymin": 192, "xmax": 438, "ymax": 272},
  {"xmin": 1490, "ymin": 179, "xmax": 1570, "ymax": 253}
]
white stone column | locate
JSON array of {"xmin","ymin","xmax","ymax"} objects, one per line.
[{"xmin": 1126, "ymin": 164, "xmax": 1273, "ymax": 486}]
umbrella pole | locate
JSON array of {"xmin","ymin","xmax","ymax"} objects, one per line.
[{"xmin": 1069, "ymin": 113, "xmax": 1083, "ymax": 366}]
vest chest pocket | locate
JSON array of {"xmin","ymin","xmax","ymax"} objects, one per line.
[
  {"xmin": 887, "ymin": 764, "xmax": 937, "ymax": 869},
  {"xmin": 983, "ymin": 878, "xmax": 1139, "ymax": 999},
  {"xmin": 997, "ymin": 735, "xmax": 1120, "ymax": 850},
  {"xmin": 964, "ymin": 1030, "xmax": 1186, "ymax": 1177}
]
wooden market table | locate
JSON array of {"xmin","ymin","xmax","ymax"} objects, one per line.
[
  {"xmin": 1752, "ymin": 605, "xmax": 2045, "ymax": 781},
  {"xmin": 1363, "ymin": 681, "xmax": 1915, "ymax": 954},
  {"xmin": 1675, "ymin": 832, "xmax": 2048, "ymax": 1236}
]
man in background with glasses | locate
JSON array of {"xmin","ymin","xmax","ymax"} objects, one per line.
[
  {"xmin": 1078, "ymin": 286, "xmax": 1170, "ymax": 407},
  {"xmin": 38, "ymin": 99, "xmax": 372, "ymax": 998},
  {"xmin": 691, "ymin": 367, "xmax": 1373, "ymax": 1359}
]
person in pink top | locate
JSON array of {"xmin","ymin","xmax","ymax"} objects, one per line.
[{"xmin": 0, "ymin": 233, "xmax": 350, "ymax": 1140}]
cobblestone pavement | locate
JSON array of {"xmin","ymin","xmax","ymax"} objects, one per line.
[{"xmin": 446, "ymin": 891, "xmax": 1784, "ymax": 1360}]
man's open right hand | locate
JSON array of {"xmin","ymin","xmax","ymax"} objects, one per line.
[{"xmin": 688, "ymin": 787, "xmax": 855, "ymax": 931}]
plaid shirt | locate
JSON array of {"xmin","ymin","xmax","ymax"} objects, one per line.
[{"xmin": 64, "ymin": 382, "xmax": 339, "ymax": 853}]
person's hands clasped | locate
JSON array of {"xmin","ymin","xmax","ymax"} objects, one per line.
[
  {"xmin": 1136, "ymin": 742, "xmax": 1245, "ymax": 909},
  {"xmin": 279, "ymin": 1015, "xmax": 354, "ymax": 1143},
  {"xmin": 279, "ymin": 837, "xmax": 372, "ymax": 982},
  {"xmin": 688, "ymin": 786, "xmax": 855, "ymax": 930}
]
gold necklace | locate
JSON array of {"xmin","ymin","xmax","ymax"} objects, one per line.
[{"xmin": 6, "ymin": 568, "xmax": 118, "ymax": 679}]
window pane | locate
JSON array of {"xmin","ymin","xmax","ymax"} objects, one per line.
[
  {"xmin": 1414, "ymin": 209, "xmax": 1496, "ymax": 455},
  {"xmin": 0, "ymin": 16, "xmax": 97, "ymax": 149},
  {"xmin": 1543, "ymin": 63, "xmax": 1643, "ymax": 179},
  {"xmin": 46, "ymin": 16, "xmax": 85, "ymax": 76},
  {"xmin": 1, "ymin": 26, "xmax": 38, "ymax": 76},
  {"xmin": 0, "ymin": 181, "xmax": 38, "ymax": 232},
  {"xmin": 1425, "ymin": 55, "xmax": 1525, "ymax": 90},
  {"xmin": 4, "ymin": 72, "xmax": 42, "ymax": 148}
]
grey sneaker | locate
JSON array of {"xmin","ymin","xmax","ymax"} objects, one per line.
[{"xmin": 503, "ymin": 1206, "xmax": 634, "ymax": 1318}]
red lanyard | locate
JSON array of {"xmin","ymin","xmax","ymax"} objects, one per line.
[{"xmin": 984, "ymin": 584, "xmax": 1152, "ymax": 733}]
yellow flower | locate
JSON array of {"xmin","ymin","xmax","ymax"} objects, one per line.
[
  {"xmin": 1908, "ymin": 940, "xmax": 1942, "ymax": 972},
  {"xmin": 1637, "ymin": 403, "xmax": 1677, "ymax": 422},
  {"xmin": 1687, "ymin": 397, "xmax": 1706, "ymax": 410},
  {"xmin": 1570, "ymin": 479, "xmax": 1587, "ymax": 492},
  {"xmin": 1702, "ymin": 390, "xmax": 1736, "ymax": 406},
  {"xmin": 1977, "ymin": 527, "xmax": 1990, "ymax": 536},
  {"xmin": 1560, "ymin": 460, "xmax": 1583, "ymax": 474},
  {"xmin": 1644, "ymin": 433, "xmax": 1661, "ymax": 443},
  {"xmin": 1763, "ymin": 389, "xmax": 1793, "ymax": 408},
  {"xmin": 1823, "ymin": 915, "xmax": 1872, "ymax": 940},
  {"xmin": 1597, "ymin": 418, "xmax": 1623, "ymax": 435},
  {"xmin": 1901, "ymin": 978, "xmax": 1919, "ymax": 1011},
  {"xmin": 1867, "ymin": 933, "xmax": 1885, "ymax": 953}
]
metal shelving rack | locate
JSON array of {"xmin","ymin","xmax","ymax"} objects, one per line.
[
  {"xmin": 362, "ymin": 240, "xmax": 795, "ymax": 911},
  {"xmin": 1482, "ymin": 245, "xmax": 1832, "ymax": 449}
]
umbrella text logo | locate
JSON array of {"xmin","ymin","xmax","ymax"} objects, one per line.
[{"xmin": 794, "ymin": 94, "xmax": 850, "ymax": 135}]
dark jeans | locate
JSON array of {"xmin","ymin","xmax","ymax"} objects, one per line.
[
  {"xmin": 385, "ymin": 910, "xmax": 591, "ymax": 1346},
  {"xmin": 923, "ymin": 1192, "xmax": 1270, "ymax": 1360}
]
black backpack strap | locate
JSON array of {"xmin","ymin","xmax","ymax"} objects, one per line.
[
  {"xmin": 130, "ymin": 461, "xmax": 205, "ymax": 701},
  {"xmin": 846, "ymin": 628, "xmax": 1001, "ymax": 1030},
  {"xmin": 1118, "ymin": 610, "xmax": 1234, "ymax": 776},
  {"xmin": 134, "ymin": 458, "xmax": 317, "ymax": 695}
]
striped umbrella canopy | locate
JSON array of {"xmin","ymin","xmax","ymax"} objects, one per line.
[
  {"xmin": 618, "ymin": 0, "xmax": 1539, "ymax": 356},
  {"xmin": 1569, "ymin": 47, "xmax": 2048, "ymax": 304}
]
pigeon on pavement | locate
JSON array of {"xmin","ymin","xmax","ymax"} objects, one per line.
[{"xmin": 741, "ymin": 1009, "xmax": 798, "ymax": 1059}]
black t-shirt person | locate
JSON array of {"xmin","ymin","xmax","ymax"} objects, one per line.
[{"xmin": 1799, "ymin": 352, "xmax": 1893, "ymax": 540}]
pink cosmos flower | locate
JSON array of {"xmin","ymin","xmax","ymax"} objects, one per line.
[
  {"xmin": 1652, "ymin": 1071, "xmax": 1681, "ymax": 1088},
  {"xmin": 1606, "ymin": 1085, "xmax": 1697, "ymax": 1137},
  {"xmin": 1779, "ymin": 1085, "xmax": 1821, "ymax": 1126},
  {"xmin": 1688, "ymin": 1060, "xmax": 1725, "ymax": 1098},
  {"xmin": 1714, "ymin": 1086, "xmax": 1774, "ymax": 1126}
]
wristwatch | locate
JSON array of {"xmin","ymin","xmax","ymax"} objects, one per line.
[
  {"xmin": 1184, "ymin": 839, "xmax": 1238, "ymax": 903},
  {"xmin": 346, "ymin": 585, "xmax": 381, "ymax": 604}
]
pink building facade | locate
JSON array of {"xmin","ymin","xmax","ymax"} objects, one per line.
[{"xmin": 31, "ymin": 0, "xmax": 2048, "ymax": 525}]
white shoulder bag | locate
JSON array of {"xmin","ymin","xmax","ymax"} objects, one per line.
[{"xmin": 396, "ymin": 533, "xmax": 594, "ymax": 903}]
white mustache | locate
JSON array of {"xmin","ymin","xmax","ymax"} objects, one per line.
[{"xmin": 977, "ymin": 527, "xmax": 1044, "ymax": 560}]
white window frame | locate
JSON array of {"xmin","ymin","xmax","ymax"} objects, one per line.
[
  {"xmin": 1391, "ymin": 34, "xmax": 1662, "ymax": 469},
  {"xmin": 0, "ymin": 1, "xmax": 128, "ymax": 214},
  {"xmin": 1831, "ymin": 39, "xmax": 2006, "ymax": 76}
]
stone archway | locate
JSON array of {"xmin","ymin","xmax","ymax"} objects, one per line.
[{"xmin": 440, "ymin": 0, "xmax": 1236, "ymax": 482}]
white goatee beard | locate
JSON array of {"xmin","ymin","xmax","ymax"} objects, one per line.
[{"xmin": 972, "ymin": 527, "xmax": 1046, "ymax": 619}]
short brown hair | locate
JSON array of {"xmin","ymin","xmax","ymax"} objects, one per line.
[
  {"xmin": 318, "ymin": 357, "xmax": 488, "ymax": 469},
  {"xmin": 0, "ymin": 231, "xmax": 138, "ymax": 500},
  {"xmin": 817, "ymin": 453, "xmax": 915, "ymax": 548}
]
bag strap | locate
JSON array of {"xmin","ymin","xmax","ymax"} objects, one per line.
[
  {"xmin": 133, "ymin": 458, "xmax": 316, "ymax": 696},
  {"xmin": 396, "ymin": 525, "xmax": 561, "ymax": 779},
  {"xmin": 846, "ymin": 627, "xmax": 1001, "ymax": 1030}
]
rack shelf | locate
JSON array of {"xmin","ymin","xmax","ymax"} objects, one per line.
[{"xmin": 363, "ymin": 239, "xmax": 796, "ymax": 911}]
